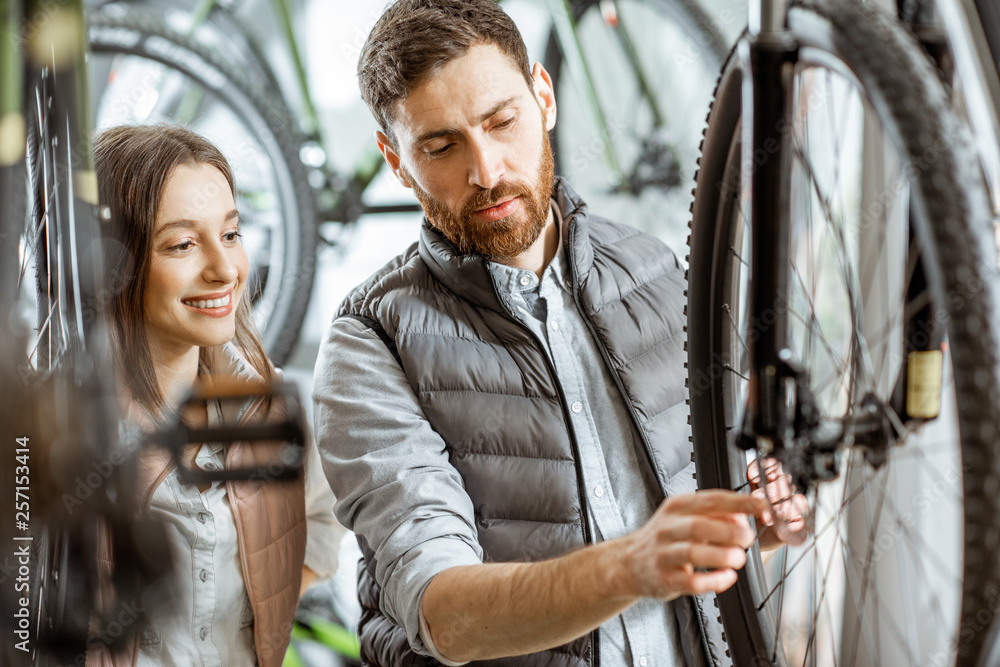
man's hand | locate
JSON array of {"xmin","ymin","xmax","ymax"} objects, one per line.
[
  {"xmin": 422, "ymin": 489, "xmax": 767, "ymax": 661},
  {"xmin": 747, "ymin": 458, "xmax": 810, "ymax": 551},
  {"xmin": 619, "ymin": 490, "xmax": 767, "ymax": 601}
]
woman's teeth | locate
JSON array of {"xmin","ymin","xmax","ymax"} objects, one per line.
[{"xmin": 183, "ymin": 293, "xmax": 231, "ymax": 309}]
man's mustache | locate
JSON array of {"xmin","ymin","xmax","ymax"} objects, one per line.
[{"xmin": 462, "ymin": 182, "xmax": 529, "ymax": 218}]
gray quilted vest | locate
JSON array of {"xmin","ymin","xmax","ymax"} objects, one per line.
[{"xmin": 339, "ymin": 179, "xmax": 728, "ymax": 667}]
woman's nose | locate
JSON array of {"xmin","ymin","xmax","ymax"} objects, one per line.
[{"xmin": 201, "ymin": 241, "xmax": 240, "ymax": 284}]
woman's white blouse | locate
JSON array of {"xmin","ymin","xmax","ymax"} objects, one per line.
[
  {"xmin": 138, "ymin": 440, "xmax": 256, "ymax": 665},
  {"xmin": 136, "ymin": 395, "xmax": 343, "ymax": 666}
]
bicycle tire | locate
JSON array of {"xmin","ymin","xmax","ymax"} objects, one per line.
[
  {"xmin": 543, "ymin": 0, "xmax": 728, "ymax": 252},
  {"xmin": 686, "ymin": 1, "xmax": 1000, "ymax": 665},
  {"xmin": 87, "ymin": 9, "xmax": 317, "ymax": 366},
  {"xmin": 86, "ymin": 0, "xmax": 284, "ymax": 95}
]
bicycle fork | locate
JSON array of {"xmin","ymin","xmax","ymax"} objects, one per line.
[{"xmin": 738, "ymin": 5, "xmax": 946, "ymax": 494}]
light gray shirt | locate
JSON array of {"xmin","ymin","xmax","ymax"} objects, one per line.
[{"xmin": 314, "ymin": 209, "xmax": 683, "ymax": 666}]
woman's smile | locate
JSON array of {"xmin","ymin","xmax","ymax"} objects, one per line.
[{"xmin": 182, "ymin": 289, "xmax": 235, "ymax": 316}]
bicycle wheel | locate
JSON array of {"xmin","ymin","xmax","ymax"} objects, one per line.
[
  {"xmin": 2, "ymin": 3, "xmax": 116, "ymax": 662},
  {"xmin": 87, "ymin": 9, "xmax": 317, "ymax": 366},
  {"xmin": 686, "ymin": 1, "xmax": 1000, "ymax": 665},
  {"xmin": 544, "ymin": 0, "xmax": 728, "ymax": 252}
]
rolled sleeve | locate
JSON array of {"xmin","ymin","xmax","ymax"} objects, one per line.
[{"xmin": 312, "ymin": 316, "xmax": 483, "ymax": 654}]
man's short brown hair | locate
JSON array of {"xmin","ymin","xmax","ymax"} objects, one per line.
[{"xmin": 358, "ymin": 0, "xmax": 533, "ymax": 140}]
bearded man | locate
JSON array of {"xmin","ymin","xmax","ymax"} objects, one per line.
[{"xmin": 313, "ymin": 1, "xmax": 770, "ymax": 665}]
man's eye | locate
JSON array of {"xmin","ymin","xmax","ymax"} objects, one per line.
[
  {"xmin": 495, "ymin": 117, "xmax": 515, "ymax": 129},
  {"xmin": 429, "ymin": 144, "xmax": 453, "ymax": 156}
]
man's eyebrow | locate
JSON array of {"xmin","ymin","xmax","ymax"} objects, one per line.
[
  {"xmin": 414, "ymin": 97, "xmax": 519, "ymax": 145},
  {"xmin": 155, "ymin": 210, "xmax": 240, "ymax": 235}
]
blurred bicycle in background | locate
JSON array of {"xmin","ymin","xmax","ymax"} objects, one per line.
[{"xmin": 83, "ymin": 0, "xmax": 732, "ymax": 364}]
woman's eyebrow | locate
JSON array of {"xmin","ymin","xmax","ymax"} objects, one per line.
[
  {"xmin": 156, "ymin": 210, "xmax": 240, "ymax": 234},
  {"xmin": 156, "ymin": 220, "xmax": 196, "ymax": 235}
]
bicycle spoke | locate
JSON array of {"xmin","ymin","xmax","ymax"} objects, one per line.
[
  {"xmin": 798, "ymin": 496, "xmax": 843, "ymax": 665},
  {"xmin": 773, "ymin": 544, "xmax": 790, "ymax": 659},
  {"xmin": 725, "ymin": 365, "xmax": 749, "ymax": 382},
  {"xmin": 758, "ymin": 481, "xmax": 870, "ymax": 609},
  {"xmin": 723, "ymin": 303, "xmax": 751, "ymax": 359},
  {"xmin": 791, "ymin": 136, "xmax": 879, "ymax": 391}
]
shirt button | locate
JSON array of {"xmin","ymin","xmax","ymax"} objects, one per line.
[
  {"xmin": 199, "ymin": 627, "xmax": 208, "ymax": 641},
  {"xmin": 197, "ymin": 512, "xmax": 208, "ymax": 524},
  {"xmin": 571, "ymin": 401, "xmax": 583, "ymax": 414},
  {"xmin": 550, "ymin": 321, "xmax": 559, "ymax": 331},
  {"xmin": 640, "ymin": 657, "xmax": 648, "ymax": 667},
  {"xmin": 595, "ymin": 486, "xmax": 605, "ymax": 498},
  {"xmin": 203, "ymin": 461, "xmax": 216, "ymax": 471},
  {"xmin": 519, "ymin": 275, "xmax": 531, "ymax": 287},
  {"xmin": 199, "ymin": 569, "xmax": 208, "ymax": 582}
]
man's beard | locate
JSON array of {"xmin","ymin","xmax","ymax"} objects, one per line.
[{"xmin": 404, "ymin": 129, "xmax": 555, "ymax": 262}]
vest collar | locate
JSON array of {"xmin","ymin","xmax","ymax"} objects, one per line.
[
  {"xmin": 417, "ymin": 177, "xmax": 594, "ymax": 312},
  {"xmin": 552, "ymin": 177, "xmax": 594, "ymax": 284}
]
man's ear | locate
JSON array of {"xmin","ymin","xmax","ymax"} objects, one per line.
[
  {"xmin": 375, "ymin": 130, "xmax": 412, "ymax": 189},
  {"xmin": 531, "ymin": 62, "xmax": 557, "ymax": 132}
]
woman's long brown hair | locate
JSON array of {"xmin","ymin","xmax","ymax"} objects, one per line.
[{"xmin": 93, "ymin": 124, "xmax": 273, "ymax": 414}]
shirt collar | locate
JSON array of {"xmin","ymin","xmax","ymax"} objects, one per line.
[{"xmin": 488, "ymin": 201, "xmax": 571, "ymax": 298}]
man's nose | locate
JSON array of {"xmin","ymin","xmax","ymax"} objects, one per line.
[{"xmin": 467, "ymin": 136, "xmax": 504, "ymax": 190}]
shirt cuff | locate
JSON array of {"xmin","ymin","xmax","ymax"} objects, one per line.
[
  {"xmin": 418, "ymin": 597, "xmax": 470, "ymax": 666},
  {"xmin": 377, "ymin": 535, "xmax": 482, "ymax": 658}
]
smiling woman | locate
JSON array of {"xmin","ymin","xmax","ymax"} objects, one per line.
[
  {"xmin": 94, "ymin": 124, "xmax": 269, "ymax": 411},
  {"xmin": 88, "ymin": 125, "xmax": 343, "ymax": 667}
]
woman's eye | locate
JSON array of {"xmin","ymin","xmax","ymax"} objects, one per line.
[
  {"xmin": 224, "ymin": 230, "xmax": 243, "ymax": 242},
  {"xmin": 169, "ymin": 241, "xmax": 194, "ymax": 251}
]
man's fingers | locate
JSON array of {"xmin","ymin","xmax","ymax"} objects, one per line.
[
  {"xmin": 675, "ymin": 569, "xmax": 739, "ymax": 596},
  {"xmin": 663, "ymin": 489, "xmax": 767, "ymax": 518},
  {"xmin": 747, "ymin": 457, "xmax": 783, "ymax": 485},
  {"xmin": 659, "ymin": 515, "xmax": 756, "ymax": 550},
  {"xmin": 660, "ymin": 543, "xmax": 747, "ymax": 571},
  {"xmin": 750, "ymin": 488, "xmax": 774, "ymax": 525}
]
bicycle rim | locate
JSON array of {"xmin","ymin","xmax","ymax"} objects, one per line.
[
  {"xmin": 546, "ymin": 0, "xmax": 726, "ymax": 253},
  {"xmin": 687, "ymin": 2, "xmax": 1000, "ymax": 666}
]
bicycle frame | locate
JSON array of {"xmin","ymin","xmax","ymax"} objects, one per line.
[
  {"xmin": 546, "ymin": 0, "xmax": 672, "ymax": 188},
  {"xmin": 741, "ymin": 0, "xmax": 799, "ymax": 451}
]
